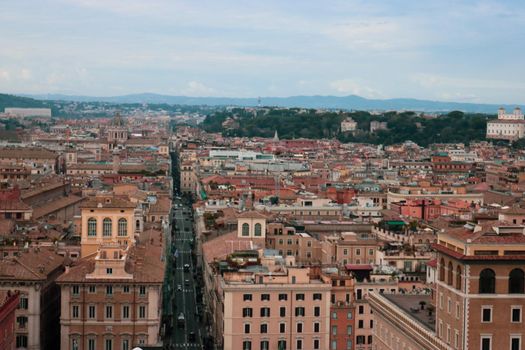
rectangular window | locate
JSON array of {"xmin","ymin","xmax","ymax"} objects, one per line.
[
  {"xmin": 260, "ymin": 324, "xmax": 268, "ymax": 334},
  {"xmin": 106, "ymin": 268, "xmax": 112, "ymax": 275},
  {"xmin": 332, "ymin": 326, "xmax": 337, "ymax": 335},
  {"xmin": 314, "ymin": 306, "xmax": 320, "ymax": 317},
  {"xmin": 331, "ymin": 340, "xmax": 337, "ymax": 350},
  {"xmin": 358, "ymin": 305, "xmax": 364, "ymax": 314},
  {"xmin": 123, "ymin": 285, "xmax": 130, "ymax": 293},
  {"xmin": 260, "ymin": 307, "xmax": 270, "ymax": 317},
  {"xmin": 313, "ymin": 339, "xmax": 320, "ymax": 350},
  {"xmin": 261, "ymin": 294, "xmax": 270, "ymax": 301},
  {"xmin": 244, "ymin": 323, "xmax": 250, "ymax": 334},
  {"xmin": 332, "ymin": 311, "xmax": 337, "ymax": 319},
  {"xmin": 122, "ymin": 340, "xmax": 129, "ymax": 350},
  {"xmin": 89, "ymin": 305, "xmax": 96, "ymax": 319},
  {"xmin": 88, "ymin": 339, "xmax": 95, "ymax": 350},
  {"xmin": 72, "ymin": 305, "xmax": 80, "ymax": 318},
  {"xmin": 106, "ymin": 305, "xmax": 113, "ymax": 319},
  {"xmin": 482, "ymin": 306, "xmax": 492, "ymax": 323},
  {"xmin": 511, "ymin": 307, "xmax": 522, "ymax": 323},
  {"xmin": 278, "ymin": 293, "xmax": 287, "ymax": 301},
  {"xmin": 347, "ymin": 311, "xmax": 353, "ymax": 319},
  {"xmin": 19, "ymin": 297, "xmax": 28, "ymax": 310},
  {"xmin": 242, "ymin": 308, "xmax": 252, "ymax": 317},
  {"xmin": 296, "ymin": 340, "xmax": 302, "ymax": 350},
  {"xmin": 72, "ymin": 285, "xmax": 80, "ymax": 295},
  {"xmin": 280, "ymin": 323, "xmax": 286, "ymax": 333},
  {"xmin": 296, "ymin": 293, "xmax": 305, "ymax": 301},
  {"xmin": 297, "ymin": 323, "xmax": 303, "ymax": 333},
  {"xmin": 280, "ymin": 307, "xmax": 286, "ymax": 317},
  {"xmin": 139, "ymin": 306, "xmax": 146, "ymax": 319},
  {"xmin": 243, "ymin": 294, "xmax": 252, "ymax": 301},
  {"xmin": 347, "ymin": 325, "xmax": 353, "ymax": 334},
  {"xmin": 122, "ymin": 305, "xmax": 130, "ymax": 319},
  {"xmin": 278, "ymin": 340, "xmax": 286, "ymax": 350},
  {"xmin": 106, "ymin": 285, "xmax": 113, "ymax": 295},
  {"xmin": 481, "ymin": 336, "xmax": 491, "ymax": 350},
  {"xmin": 358, "ymin": 320, "xmax": 364, "ymax": 328},
  {"xmin": 511, "ymin": 337, "xmax": 521, "ymax": 350},
  {"xmin": 139, "ymin": 286, "xmax": 146, "ymax": 296},
  {"xmin": 261, "ymin": 341, "xmax": 269, "ymax": 350},
  {"xmin": 89, "ymin": 285, "xmax": 96, "ymax": 293},
  {"xmin": 314, "ymin": 322, "xmax": 320, "ymax": 333},
  {"xmin": 295, "ymin": 307, "xmax": 305, "ymax": 317},
  {"xmin": 313, "ymin": 293, "xmax": 322, "ymax": 300},
  {"xmin": 105, "ymin": 339, "xmax": 112, "ymax": 350}
]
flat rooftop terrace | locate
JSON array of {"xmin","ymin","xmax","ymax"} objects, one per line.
[{"xmin": 383, "ymin": 294, "xmax": 435, "ymax": 331}]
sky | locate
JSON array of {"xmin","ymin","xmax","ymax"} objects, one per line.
[{"xmin": 0, "ymin": 0, "xmax": 524, "ymax": 104}]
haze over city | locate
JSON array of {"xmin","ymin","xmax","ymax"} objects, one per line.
[{"xmin": 1, "ymin": 0, "xmax": 525, "ymax": 104}]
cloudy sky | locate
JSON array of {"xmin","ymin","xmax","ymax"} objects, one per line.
[{"xmin": 0, "ymin": 0, "xmax": 524, "ymax": 103}]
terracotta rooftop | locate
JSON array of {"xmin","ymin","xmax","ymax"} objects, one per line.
[
  {"xmin": 0, "ymin": 247, "xmax": 65, "ymax": 281},
  {"xmin": 32, "ymin": 195, "xmax": 84, "ymax": 219},
  {"xmin": 57, "ymin": 228, "xmax": 165, "ymax": 284},
  {"xmin": 80, "ymin": 196, "xmax": 135, "ymax": 209},
  {"xmin": 237, "ymin": 210, "xmax": 269, "ymax": 219},
  {"xmin": 202, "ymin": 230, "xmax": 262, "ymax": 264},
  {"xmin": 0, "ymin": 147, "xmax": 57, "ymax": 160}
]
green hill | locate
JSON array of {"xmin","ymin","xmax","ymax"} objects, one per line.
[{"xmin": 0, "ymin": 93, "xmax": 56, "ymax": 114}]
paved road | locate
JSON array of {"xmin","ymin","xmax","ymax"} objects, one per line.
[{"xmin": 170, "ymin": 198, "xmax": 203, "ymax": 349}]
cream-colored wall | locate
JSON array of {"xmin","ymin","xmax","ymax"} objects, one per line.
[
  {"xmin": 237, "ymin": 217, "xmax": 266, "ymax": 238},
  {"xmin": 80, "ymin": 207, "xmax": 135, "ymax": 257}
]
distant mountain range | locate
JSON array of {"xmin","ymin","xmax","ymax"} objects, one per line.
[{"xmin": 18, "ymin": 92, "xmax": 525, "ymax": 113}]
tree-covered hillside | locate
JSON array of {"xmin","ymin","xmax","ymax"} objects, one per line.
[
  {"xmin": 200, "ymin": 108, "xmax": 493, "ymax": 146},
  {"xmin": 0, "ymin": 93, "xmax": 58, "ymax": 114}
]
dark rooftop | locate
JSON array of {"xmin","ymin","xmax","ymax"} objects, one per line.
[{"xmin": 383, "ymin": 294, "xmax": 435, "ymax": 331}]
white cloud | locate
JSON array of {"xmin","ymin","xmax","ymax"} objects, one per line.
[
  {"xmin": 182, "ymin": 81, "xmax": 215, "ymax": 96},
  {"xmin": 0, "ymin": 69, "xmax": 11, "ymax": 81},
  {"xmin": 412, "ymin": 73, "xmax": 525, "ymax": 90},
  {"xmin": 20, "ymin": 68, "xmax": 32, "ymax": 80},
  {"xmin": 329, "ymin": 79, "xmax": 382, "ymax": 98},
  {"xmin": 322, "ymin": 19, "xmax": 418, "ymax": 51}
]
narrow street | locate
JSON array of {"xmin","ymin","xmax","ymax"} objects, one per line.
[{"xmin": 170, "ymin": 197, "xmax": 203, "ymax": 348}]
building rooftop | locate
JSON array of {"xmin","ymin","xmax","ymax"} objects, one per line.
[{"xmin": 383, "ymin": 294, "xmax": 435, "ymax": 331}]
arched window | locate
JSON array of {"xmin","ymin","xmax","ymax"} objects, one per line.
[
  {"xmin": 509, "ymin": 268, "xmax": 525, "ymax": 294},
  {"xmin": 118, "ymin": 218, "xmax": 127, "ymax": 237},
  {"xmin": 439, "ymin": 258, "xmax": 445, "ymax": 282},
  {"xmin": 103, "ymin": 218, "xmax": 112, "ymax": 237},
  {"xmin": 136, "ymin": 219, "xmax": 140, "ymax": 231},
  {"xmin": 242, "ymin": 223, "xmax": 249, "ymax": 236},
  {"xmin": 479, "ymin": 268, "xmax": 496, "ymax": 294},
  {"xmin": 254, "ymin": 223, "xmax": 262, "ymax": 236},
  {"xmin": 87, "ymin": 218, "xmax": 97, "ymax": 236},
  {"xmin": 456, "ymin": 265, "xmax": 462, "ymax": 290},
  {"xmin": 447, "ymin": 261, "xmax": 453, "ymax": 286}
]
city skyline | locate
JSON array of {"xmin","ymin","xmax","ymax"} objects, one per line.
[{"xmin": 1, "ymin": 0, "xmax": 525, "ymax": 104}]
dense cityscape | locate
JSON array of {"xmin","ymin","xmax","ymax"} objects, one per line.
[
  {"xmin": 0, "ymin": 99, "xmax": 524, "ymax": 350},
  {"xmin": 1, "ymin": 1, "xmax": 525, "ymax": 350}
]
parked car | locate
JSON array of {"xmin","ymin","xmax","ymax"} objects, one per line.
[{"xmin": 177, "ymin": 313, "xmax": 185, "ymax": 328}]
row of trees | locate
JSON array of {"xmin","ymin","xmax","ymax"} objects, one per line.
[{"xmin": 200, "ymin": 108, "xmax": 494, "ymax": 147}]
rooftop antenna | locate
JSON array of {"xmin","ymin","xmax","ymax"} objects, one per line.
[{"xmin": 257, "ymin": 97, "xmax": 262, "ymax": 108}]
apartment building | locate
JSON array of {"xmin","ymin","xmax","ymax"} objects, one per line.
[
  {"xmin": 58, "ymin": 229, "xmax": 165, "ymax": 350},
  {"xmin": 79, "ymin": 196, "xmax": 137, "ymax": 257},
  {"xmin": 221, "ymin": 266, "xmax": 332, "ymax": 350},
  {"xmin": 433, "ymin": 221, "xmax": 525, "ymax": 350},
  {"xmin": 0, "ymin": 247, "xmax": 65, "ymax": 350},
  {"xmin": 0, "ymin": 291, "xmax": 19, "ymax": 350}
]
